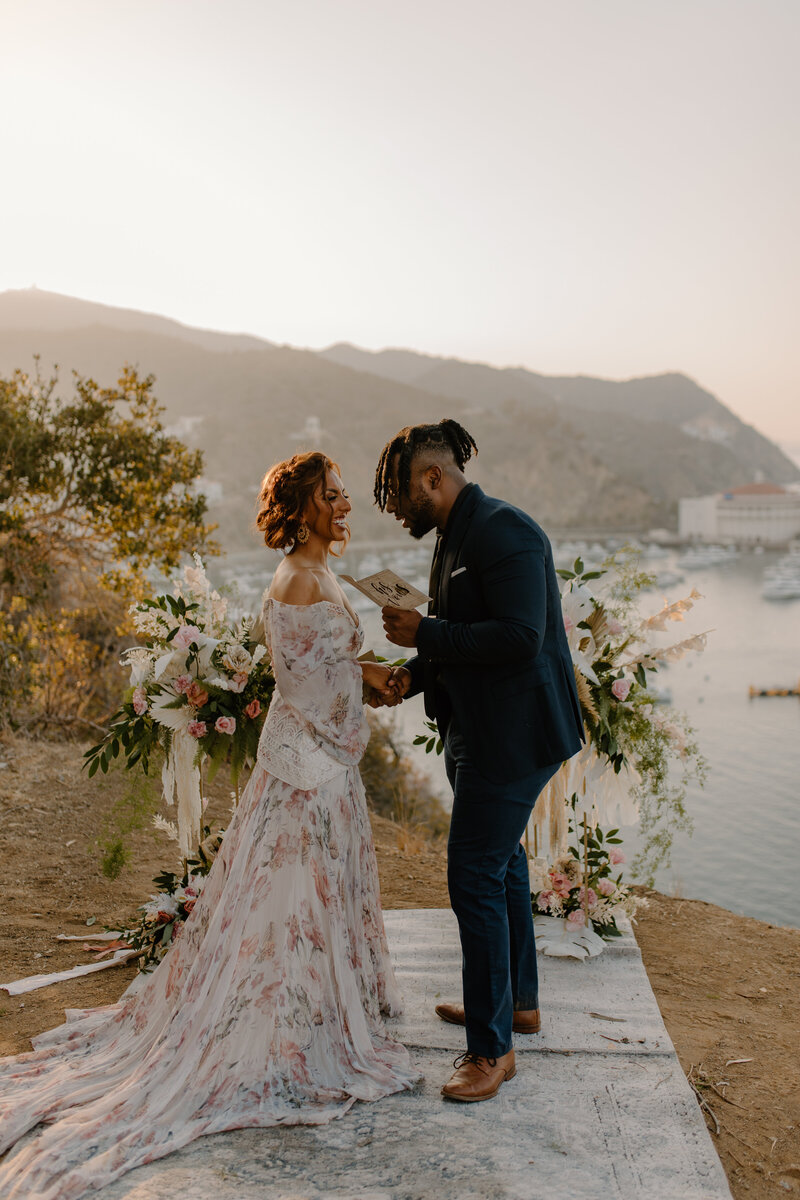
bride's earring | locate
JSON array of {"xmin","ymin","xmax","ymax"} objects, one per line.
[{"xmin": 296, "ymin": 522, "xmax": 310, "ymax": 545}]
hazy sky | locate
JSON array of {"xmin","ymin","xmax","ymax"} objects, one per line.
[{"xmin": 2, "ymin": 0, "xmax": 798, "ymax": 446}]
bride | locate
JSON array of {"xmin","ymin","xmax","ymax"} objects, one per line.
[{"xmin": 0, "ymin": 451, "xmax": 419, "ymax": 1200}]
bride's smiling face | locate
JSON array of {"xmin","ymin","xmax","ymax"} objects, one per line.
[{"xmin": 303, "ymin": 469, "xmax": 351, "ymax": 544}]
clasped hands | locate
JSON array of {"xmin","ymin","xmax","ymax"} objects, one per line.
[
  {"xmin": 360, "ymin": 606, "xmax": 421, "ymax": 709},
  {"xmin": 361, "ymin": 661, "xmax": 411, "ymax": 709}
]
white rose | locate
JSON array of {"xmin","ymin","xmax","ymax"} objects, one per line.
[{"xmin": 221, "ymin": 645, "xmax": 252, "ymax": 674}]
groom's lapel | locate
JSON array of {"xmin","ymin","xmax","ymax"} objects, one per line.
[{"xmin": 438, "ymin": 485, "xmax": 482, "ymax": 615}]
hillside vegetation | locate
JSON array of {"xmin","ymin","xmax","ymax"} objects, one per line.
[{"xmin": 2, "ymin": 289, "xmax": 796, "ymax": 550}]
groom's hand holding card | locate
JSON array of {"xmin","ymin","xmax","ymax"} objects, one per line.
[{"xmin": 342, "ymin": 569, "xmax": 429, "ymax": 652}]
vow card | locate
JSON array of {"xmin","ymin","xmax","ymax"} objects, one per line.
[{"xmin": 340, "ymin": 570, "xmax": 430, "ymax": 611}]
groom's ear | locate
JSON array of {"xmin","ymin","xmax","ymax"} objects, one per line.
[{"xmin": 425, "ymin": 463, "xmax": 444, "ymax": 490}]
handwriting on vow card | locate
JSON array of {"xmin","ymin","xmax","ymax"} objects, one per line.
[{"xmin": 340, "ymin": 570, "xmax": 430, "ymax": 611}]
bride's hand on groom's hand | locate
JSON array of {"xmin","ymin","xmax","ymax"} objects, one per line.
[
  {"xmin": 362, "ymin": 662, "xmax": 401, "ymax": 708},
  {"xmin": 361, "ymin": 663, "xmax": 409, "ymax": 708},
  {"xmin": 370, "ymin": 666, "xmax": 411, "ymax": 708}
]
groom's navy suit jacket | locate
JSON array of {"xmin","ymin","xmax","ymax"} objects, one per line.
[{"xmin": 404, "ymin": 484, "xmax": 583, "ymax": 784}]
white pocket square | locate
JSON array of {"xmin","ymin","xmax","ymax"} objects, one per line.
[{"xmin": 450, "ymin": 566, "xmax": 467, "ymax": 577}]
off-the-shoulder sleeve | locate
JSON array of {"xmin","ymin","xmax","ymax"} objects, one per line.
[{"xmin": 266, "ymin": 600, "xmax": 368, "ymax": 768}]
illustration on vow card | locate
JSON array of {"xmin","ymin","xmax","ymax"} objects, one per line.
[{"xmin": 340, "ymin": 570, "xmax": 430, "ymax": 610}]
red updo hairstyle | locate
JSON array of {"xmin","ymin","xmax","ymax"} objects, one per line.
[{"xmin": 255, "ymin": 451, "xmax": 345, "ymax": 553}]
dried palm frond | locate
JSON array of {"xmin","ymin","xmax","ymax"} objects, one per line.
[
  {"xmin": 586, "ymin": 606, "xmax": 609, "ymax": 645},
  {"xmin": 574, "ymin": 665, "xmax": 599, "ymax": 721},
  {"xmin": 152, "ymin": 814, "xmax": 179, "ymax": 842},
  {"xmin": 640, "ymin": 588, "xmax": 703, "ymax": 631}
]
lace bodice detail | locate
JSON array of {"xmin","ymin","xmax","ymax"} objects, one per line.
[{"xmin": 257, "ymin": 599, "xmax": 369, "ymax": 789}]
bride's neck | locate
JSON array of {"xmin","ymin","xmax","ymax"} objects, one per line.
[{"xmin": 289, "ymin": 540, "xmax": 332, "ymax": 570}]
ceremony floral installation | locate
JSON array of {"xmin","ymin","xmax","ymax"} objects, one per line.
[
  {"xmin": 123, "ymin": 832, "xmax": 223, "ymax": 970},
  {"xmin": 84, "ymin": 555, "xmax": 274, "ymax": 857},
  {"xmin": 530, "ymin": 795, "xmax": 641, "ymax": 936},
  {"xmin": 530, "ymin": 553, "xmax": 709, "ymax": 886}
]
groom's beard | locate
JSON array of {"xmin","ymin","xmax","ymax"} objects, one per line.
[{"xmin": 404, "ymin": 495, "xmax": 437, "ymax": 539}]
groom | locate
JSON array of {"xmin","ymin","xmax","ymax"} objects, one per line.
[{"xmin": 374, "ymin": 419, "xmax": 584, "ymax": 1102}]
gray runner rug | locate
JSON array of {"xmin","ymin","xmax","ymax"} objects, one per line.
[{"xmin": 94, "ymin": 907, "xmax": 731, "ymax": 1200}]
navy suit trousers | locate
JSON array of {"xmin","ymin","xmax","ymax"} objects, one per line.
[{"xmin": 444, "ymin": 726, "xmax": 559, "ymax": 1058}]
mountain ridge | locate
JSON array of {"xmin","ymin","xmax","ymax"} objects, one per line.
[
  {"xmin": 0, "ymin": 288, "xmax": 273, "ymax": 355},
  {"xmin": 1, "ymin": 289, "xmax": 796, "ymax": 549}
]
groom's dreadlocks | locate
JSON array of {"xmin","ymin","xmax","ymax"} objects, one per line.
[{"xmin": 374, "ymin": 420, "xmax": 478, "ymax": 511}]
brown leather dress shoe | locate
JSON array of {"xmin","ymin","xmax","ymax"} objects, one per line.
[
  {"xmin": 435, "ymin": 1001, "xmax": 541, "ymax": 1035},
  {"xmin": 441, "ymin": 1049, "xmax": 516, "ymax": 1102}
]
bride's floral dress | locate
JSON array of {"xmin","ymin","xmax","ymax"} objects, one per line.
[{"xmin": 0, "ymin": 598, "xmax": 419, "ymax": 1200}]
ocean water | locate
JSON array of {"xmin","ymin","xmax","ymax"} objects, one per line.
[
  {"xmin": 213, "ymin": 542, "xmax": 800, "ymax": 929},
  {"xmin": 617, "ymin": 551, "xmax": 800, "ymax": 929}
]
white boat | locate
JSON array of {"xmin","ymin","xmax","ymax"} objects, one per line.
[
  {"xmin": 676, "ymin": 545, "xmax": 739, "ymax": 569},
  {"xmin": 760, "ymin": 552, "xmax": 800, "ymax": 599},
  {"xmin": 762, "ymin": 577, "xmax": 800, "ymax": 601}
]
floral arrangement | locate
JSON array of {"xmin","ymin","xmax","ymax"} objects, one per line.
[
  {"xmin": 530, "ymin": 796, "xmax": 641, "ymax": 938},
  {"xmin": 538, "ymin": 553, "xmax": 709, "ymax": 883},
  {"xmin": 126, "ymin": 870, "xmax": 207, "ymax": 970},
  {"xmin": 560, "ymin": 554, "xmax": 708, "ymax": 774},
  {"xmin": 122, "ymin": 832, "xmax": 223, "ymax": 970},
  {"xmin": 84, "ymin": 555, "xmax": 274, "ymax": 855}
]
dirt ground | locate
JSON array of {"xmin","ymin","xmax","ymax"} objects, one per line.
[{"xmin": 1, "ymin": 734, "xmax": 798, "ymax": 1199}]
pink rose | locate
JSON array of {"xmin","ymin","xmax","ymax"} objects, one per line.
[
  {"xmin": 229, "ymin": 672, "xmax": 248, "ymax": 694},
  {"xmin": 550, "ymin": 871, "xmax": 575, "ymax": 898},
  {"xmin": 174, "ymin": 674, "xmax": 192, "ymax": 694},
  {"xmin": 132, "ymin": 686, "xmax": 148, "ymax": 716},
  {"xmin": 215, "ymin": 716, "xmax": 236, "ymax": 735},
  {"xmin": 187, "ymin": 719, "xmax": 207, "ymax": 738},
  {"xmin": 609, "ymin": 848, "xmax": 626, "ymax": 865},
  {"xmin": 185, "ymin": 681, "xmax": 209, "ymax": 708},
  {"xmin": 578, "ymin": 886, "xmax": 598, "ymax": 908},
  {"xmin": 536, "ymin": 890, "xmax": 556, "ymax": 911},
  {"xmin": 172, "ymin": 624, "xmax": 202, "ymax": 651},
  {"xmin": 244, "ymin": 699, "xmax": 261, "ymax": 719},
  {"xmin": 566, "ymin": 909, "xmax": 586, "ymax": 928},
  {"xmin": 611, "ymin": 677, "xmax": 632, "ymax": 702},
  {"xmin": 597, "ymin": 877, "xmax": 616, "ymax": 896}
]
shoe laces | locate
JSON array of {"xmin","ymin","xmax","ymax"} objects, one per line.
[{"xmin": 452, "ymin": 1051, "xmax": 497, "ymax": 1073}]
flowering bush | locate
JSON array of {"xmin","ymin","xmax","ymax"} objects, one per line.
[{"xmin": 531, "ymin": 796, "xmax": 642, "ymax": 937}]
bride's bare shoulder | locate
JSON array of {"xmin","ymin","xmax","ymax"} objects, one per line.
[{"xmin": 268, "ymin": 562, "xmax": 324, "ymax": 607}]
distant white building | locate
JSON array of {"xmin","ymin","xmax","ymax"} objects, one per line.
[
  {"xmin": 679, "ymin": 414, "xmax": 734, "ymax": 446},
  {"xmin": 679, "ymin": 483, "xmax": 800, "ymax": 545},
  {"xmin": 290, "ymin": 415, "xmax": 328, "ymax": 443}
]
